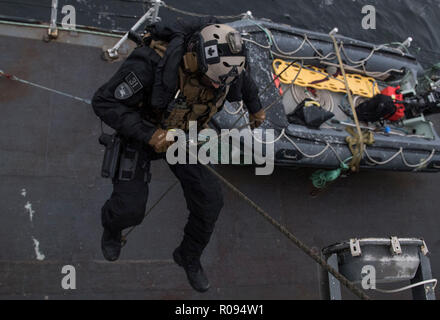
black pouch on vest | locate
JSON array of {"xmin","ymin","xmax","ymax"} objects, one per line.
[{"xmin": 99, "ymin": 133, "xmax": 121, "ymax": 179}]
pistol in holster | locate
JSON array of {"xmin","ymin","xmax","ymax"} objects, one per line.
[
  {"xmin": 99, "ymin": 134, "xmax": 139, "ymax": 182},
  {"xmin": 99, "ymin": 133, "xmax": 121, "ymax": 180}
]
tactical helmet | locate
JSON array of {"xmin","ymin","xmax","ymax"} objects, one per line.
[{"xmin": 194, "ymin": 24, "xmax": 246, "ymax": 86}]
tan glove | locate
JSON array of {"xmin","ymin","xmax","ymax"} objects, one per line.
[
  {"xmin": 148, "ymin": 129, "xmax": 174, "ymax": 154},
  {"xmin": 249, "ymin": 109, "xmax": 266, "ymax": 129}
]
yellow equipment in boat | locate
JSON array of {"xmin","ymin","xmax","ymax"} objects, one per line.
[{"xmin": 272, "ymin": 59, "xmax": 380, "ymax": 98}]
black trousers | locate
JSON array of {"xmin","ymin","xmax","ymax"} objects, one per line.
[{"xmin": 101, "ymin": 142, "xmax": 224, "ymax": 258}]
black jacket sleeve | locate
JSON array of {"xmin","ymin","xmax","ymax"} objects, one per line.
[
  {"xmin": 226, "ymin": 70, "xmax": 263, "ymax": 114},
  {"xmin": 92, "ymin": 46, "xmax": 158, "ymax": 144}
]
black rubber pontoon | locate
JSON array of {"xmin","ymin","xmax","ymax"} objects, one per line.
[{"xmin": 211, "ymin": 20, "xmax": 440, "ymax": 173}]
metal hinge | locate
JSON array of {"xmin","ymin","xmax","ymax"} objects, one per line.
[
  {"xmin": 421, "ymin": 240, "xmax": 429, "ymax": 256},
  {"xmin": 391, "ymin": 237, "xmax": 402, "ymax": 255},
  {"xmin": 350, "ymin": 239, "xmax": 362, "ymax": 257}
]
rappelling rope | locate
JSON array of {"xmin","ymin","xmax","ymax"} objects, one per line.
[
  {"xmin": 121, "ymin": 180, "xmax": 179, "ymax": 246},
  {"xmin": 183, "ymin": 149, "xmax": 371, "ymax": 300},
  {"xmin": 0, "ymin": 66, "xmax": 369, "ymax": 300},
  {"xmin": 0, "ymin": 66, "xmax": 369, "ymax": 298},
  {"xmin": 3, "ymin": 66, "xmax": 435, "ymax": 300},
  {"xmin": 329, "ymin": 29, "xmax": 365, "ymax": 172},
  {"xmin": 0, "ymin": 69, "xmax": 92, "ymax": 105},
  {"xmin": 0, "ymin": 5, "xmax": 433, "ymax": 299}
]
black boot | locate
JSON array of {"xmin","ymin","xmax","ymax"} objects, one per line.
[
  {"xmin": 101, "ymin": 228, "xmax": 122, "ymax": 262},
  {"xmin": 173, "ymin": 247, "xmax": 210, "ymax": 293}
]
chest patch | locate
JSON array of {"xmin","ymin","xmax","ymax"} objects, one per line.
[
  {"xmin": 125, "ymin": 72, "xmax": 143, "ymax": 93},
  {"xmin": 114, "ymin": 72, "xmax": 143, "ymax": 100}
]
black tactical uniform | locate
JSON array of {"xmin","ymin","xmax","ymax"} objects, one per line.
[{"xmin": 92, "ymin": 19, "xmax": 262, "ymax": 291}]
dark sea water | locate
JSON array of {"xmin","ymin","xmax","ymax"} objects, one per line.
[{"xmin": 1, "ymin": 0, "xmax": 439, "ymax": 66}]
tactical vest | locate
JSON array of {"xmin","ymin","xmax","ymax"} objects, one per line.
[{"xmin": 149, "ymin": 40, "xmax": 230, "ymax": 131}]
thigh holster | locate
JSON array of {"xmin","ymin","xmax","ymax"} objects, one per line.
[
  {"xmin": 99, "ymin": 134, "xmax": 141, "ymax": 182},
  {"xmin": 99, "ymin": 133, "xmax": 121, "ymax": 180}
]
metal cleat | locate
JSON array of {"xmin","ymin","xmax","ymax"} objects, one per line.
[{"xmin": 349, "ymin": 239, "xmax": 362, "ymax": 257}]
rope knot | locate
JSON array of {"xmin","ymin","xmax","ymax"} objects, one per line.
[{"xmin": 346, "ymin": 127, "xmax": 375, "ymax": 172}]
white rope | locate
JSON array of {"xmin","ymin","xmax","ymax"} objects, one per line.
[
  {"xmin": 401, "ymin": 148, "xmax": 436, "ymax": 168},
  {"xmin": 364, "ymin": 147, "xmax": 403, "ymax": 165},
  {"xmin": 244, "ymin": 25, "xmax": 402, "ymax": 79},
  {"xmin": 340, "ymin": 42, "xmax": 388, "ymax": 66},
  {"xmin": 250, "ymin": 129, "xmax": 286, "ymax": 145},
  {"xmin": 272, "ymin": 50, "xmax": 335, "ymax": 62},
  {"xmin": 327, "ymin": 142, "xmax": 346, "ymax": 165},
  {"xmin": 270, "ymin": 31, "xmax": 307, "ymax": 56},
  {"xmin": 279, "ymin": 129, "xmax": 437, "ymax": 169},
  {"xmin": 283, "ymin": 133, "xmax": 331, "ymax": 159},
  {"xmin": 364, "ymin": 147, "xmax": 436, "ymax": 168},
  {"xmin": 163, "ymin": 3, "xmax": 248, "ymax": 20},
  {"xmin": 243, "ymin": 29, "xmax": 404, "ymax": 79},
  {"xmin": 224, "ymin": 101, "xmax": 245, "ymax": 115},
  {"xmin": 304, "ymin": 35, "xmax": 330, "ymax": 59},
  {"xmin": 242, "ymin": 38, "xmax": 271, "ymax": 49},
  {"xmin": 375, "ymin": 279, "xmax": 437, "ymax": 294}
]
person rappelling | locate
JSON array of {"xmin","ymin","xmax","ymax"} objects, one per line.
[{"xmin": 92, "ymin": 17, "xmax": 266, "ymax": 293}]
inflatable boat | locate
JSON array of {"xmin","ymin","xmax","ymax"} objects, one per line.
[
  {"xmin": 1, "ymin": 9, "xmax": 439, "ymax": 173},
  {"xmin": 211, "ymin": 19, "xmax": 440, "ymax": 173}
]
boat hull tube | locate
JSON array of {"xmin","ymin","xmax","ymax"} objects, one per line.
[{"xmin": 211, "ymin": 20, "xmax": 440, "ymax": 172}]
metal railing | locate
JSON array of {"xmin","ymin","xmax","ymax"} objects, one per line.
[
  {"xmin": 48, "ymin": 0, "xmax": 58, "ymax": 38},
  {"xmin": 106, "ymin": 0, "xmax": 163, "ymax": 59}
]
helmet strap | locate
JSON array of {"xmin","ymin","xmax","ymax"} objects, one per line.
[{"xmin": 183, "ymin": 52, "xmax": 199, "ymax": 73}]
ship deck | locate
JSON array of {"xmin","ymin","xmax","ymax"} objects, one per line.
[{"xmin": 0, "ymin": 24, "xmax": 439, "ymax": 300}]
